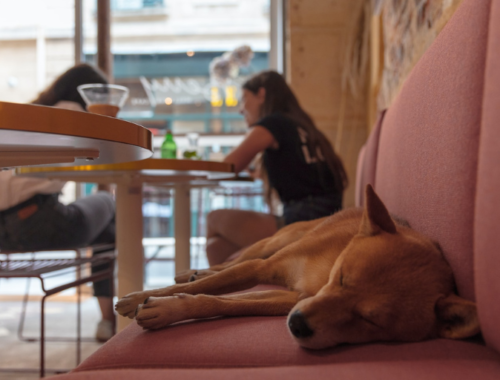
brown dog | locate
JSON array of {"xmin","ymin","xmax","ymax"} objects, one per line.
[{"xmin": 115, "ymin": 185, "xmax": 479, "ymax": 349}]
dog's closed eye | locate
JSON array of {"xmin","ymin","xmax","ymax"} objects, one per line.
[
  {"xmin": 359, "ymin": 314, "xmax": 380, "ymax": 328},
  {"xmin": 356, "ymin": 309, "xmax": 381, "ymax": 328}
]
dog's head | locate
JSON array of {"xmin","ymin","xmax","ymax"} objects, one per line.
[{"xmin": 287, "ymin": 185, "xmax": 479, "ymax": 349}]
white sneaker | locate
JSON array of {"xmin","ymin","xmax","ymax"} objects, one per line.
[{"xmin": 95, "ymin": 319, "xmax": 115, "ymax": 342}]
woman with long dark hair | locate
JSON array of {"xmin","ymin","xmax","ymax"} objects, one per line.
[{"xmin": 206, "ymin": 70, "xmax": 347, "ymax": 266}]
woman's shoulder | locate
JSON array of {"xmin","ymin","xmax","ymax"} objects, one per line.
[
  {"xmin": 255, "ymin": 113, "xmax": 297, "ymax": 132},
  {"xmin": 254, "ymin": 113, "xmax": 300, "ymax": 146},
  {"xmin": 258, "ymin": 112, "xmax": 293, "ymax": 124}
]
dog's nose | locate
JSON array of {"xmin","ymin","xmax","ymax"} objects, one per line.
[{"xmin": 288, "ymin": 310, "xmax": 314, "ymax": 339}]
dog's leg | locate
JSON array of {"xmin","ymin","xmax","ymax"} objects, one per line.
[
  {"xmin": 175, "ymin": 223, "xmax": 312, "ymax": 284},
  {"xmin": 116, "ymin": 259, "xmax": 280, "ymax": 318},
  {"xmin": 135, "ymin": 290, "xmax": 300, "ymax": 330},
  {"xmin": 175, "ymin": 237, "xmax": 275, "ymax": 283}
]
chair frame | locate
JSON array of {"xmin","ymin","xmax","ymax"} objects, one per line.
[{"xmin": 0, "ymin": 246, "xmax": 115, "ymax": 377}]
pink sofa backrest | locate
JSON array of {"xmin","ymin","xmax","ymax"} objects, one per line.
[
  {"xmin": 374, "ymin": 0, "xmax": 489, "ymax": 302},
  {"xmin": 475, "ymin": 0, "xmax": 500, "ymax": 354},
  {"xmin": 356, "ymin": 0, "xmax": 500, "ymax": 351},
  {"xmin": 355, "ymin": 110, "xmax": 386, "ymax": 207}
]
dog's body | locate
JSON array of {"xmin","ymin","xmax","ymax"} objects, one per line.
[{"xmin": 115, "ymin": 186, "xmax": 479, "ymax": 349}]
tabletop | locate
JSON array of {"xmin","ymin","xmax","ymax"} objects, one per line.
[
  {"xmin": 0, "ymin": 101, "xmax": 153, "ymax": 167},
  {"xmin": 16, "ymin": 158, "xmax": 235, "ymax": 183}
]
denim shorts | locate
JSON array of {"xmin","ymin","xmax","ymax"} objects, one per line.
[{"xmin": 281, "ymin": 193, "xmax": 342, "ymax": 227}]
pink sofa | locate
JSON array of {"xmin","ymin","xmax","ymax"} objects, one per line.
[{"xmin": 51, "ymin": 0, "xmax": 500, "ymax": 378}]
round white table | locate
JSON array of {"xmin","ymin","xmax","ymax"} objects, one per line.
[
  {"xmin": 17, "ymin": 158, "xmax": 235, "ymax": 331},
  {"xmin": 0, "ymin": 101, "xmax": 152, "ymax": 168}
]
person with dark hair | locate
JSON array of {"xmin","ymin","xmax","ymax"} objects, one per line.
[
  {"xmin": 32, "ymin": 63, "xmax": 108, "ymax": 109},
  {"xmin": 206, "ymin": 70, "xmax": 348, "ymax": 266},
  {"xmin": 0, "ymin": 64, "xmax": 116, "ymax": 341}
]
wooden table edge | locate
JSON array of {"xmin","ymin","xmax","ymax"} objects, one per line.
[{"xmin": 0, "ymin": 101, "xmax": 152, "ymax": 151}]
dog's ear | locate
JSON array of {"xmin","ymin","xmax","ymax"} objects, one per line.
[
  {"xmin": 435, "ymin": 294, "xmax": 480, "ymax": 339},
  {"xmin": 359, "ymin": 184, "xmax": 397, "ymax": 235}
]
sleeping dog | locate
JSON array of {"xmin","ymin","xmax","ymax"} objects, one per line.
[{"xmin": 115, "ymin": 185, "xmax": 479, "ymax": 349}]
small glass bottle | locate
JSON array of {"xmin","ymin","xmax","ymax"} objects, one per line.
[
  {"xmin": 183, "ymin": 132, "xmax": 201, "ymax": 159},
  {"xmin": 161, "ymin": 130, "xmax": 177, "ymax": 159}
]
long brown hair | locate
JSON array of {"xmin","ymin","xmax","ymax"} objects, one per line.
[
  {"xmin": 31, "ymin": 63, "xmax": 108, "ymax": 109},
  {"xmin": 242, "ymin": 70, "xmax": 348, "ymax": 196}
]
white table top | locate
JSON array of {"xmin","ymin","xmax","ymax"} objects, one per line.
[{"xmin": 0, "ymin": 101, "xmax": 153, "ymax": 168}]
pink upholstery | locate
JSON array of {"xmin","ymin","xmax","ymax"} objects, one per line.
[
  {"xmin": 57, "ymin": 360, "xmax": 500, "ymax": 380},
  {"xmin": 355, "ymin": 110, "xmax": 387, "ymax": 207},
  {"xmin": 355, "ymin": 144, "xmax": 366, "ymax": 207},
  {"xmin": 76, "ymin": 317, "xmax": 497, "ymax": 372},
  {"xmin": 374, "ymin": 0, "xmax": 491, "ymax": 301},
  {"xmin": 475, "ymin": 0, "xmax": 500, "ymax": 353}
]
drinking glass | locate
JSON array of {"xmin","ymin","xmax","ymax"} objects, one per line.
[{"xmin": 77, "ymin": 84, "xmax": 129, "ymax": 117}]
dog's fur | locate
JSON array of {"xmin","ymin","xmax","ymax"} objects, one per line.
[{"xmin": 115, "ymin": 185, "xmax": 480, "ymax": 349}]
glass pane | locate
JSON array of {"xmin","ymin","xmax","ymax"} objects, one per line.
[
  {"xmin": 95, "ymin": 0, "xmax": 271, "ymax": 135},
  {"xmin": 0, "ymin": 0, "xmax": 76, "ymax": 103}
]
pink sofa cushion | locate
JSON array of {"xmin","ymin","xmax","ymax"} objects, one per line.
[
  {"xmin": 53, "ymin": 360, "xmax": 500, "ymax": 380},
  {"xmin": 374, "ymin": 0, "xmax": 491, "ymax": 301},
  {"xmin": 355, "ymin": 144, "xmax": 366, "ymax": 207},
  {"xmin": 75, "ymin": 315, "xmax": 497, "ymax": 372},
  {"xmin": 475, "ymin": 0, "xmax": 500, "ymax": 354},
  {"xmin": 355, "ymin": 110, "xmax": 386, "ymax": 207}
]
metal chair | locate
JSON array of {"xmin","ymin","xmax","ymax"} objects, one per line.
[{"xmin": 0, "ymin": 244, "xmax": 115, "ymax": 377}]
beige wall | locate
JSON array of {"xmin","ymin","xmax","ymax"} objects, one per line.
[
  {"xmin": 0, "ymin": 39, "xmax": 74, "ymax": 104},
  {"xmin": 0, "ymin": 40, "xmax": 37, "ymax": 103},
  {"xmin": 286, "ymin": 0, "xmax": 368, "ymax": 208},
  {"xmin": 45, "ymin": 39, "xmax": 75, "ymax": 86}
]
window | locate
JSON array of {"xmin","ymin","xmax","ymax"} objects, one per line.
[
  {"xmin": 111, "ymin": 0, "xmax": 164, "ymax": 11},
  {"xmin": 81, "ymin": 0, "xmax": 271, "ymax": 135},
  {"xmin": 0, "ymin": 0, "xmax": 76, "ymax": 103}
]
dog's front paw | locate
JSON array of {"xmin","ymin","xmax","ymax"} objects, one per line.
[
  {"xmin": 115, "ymin": 291, "xmax": 151, "ymax": 319},
  {"xmin": 135, "ymin": 294, "xmax": 192, "ymax": 330}
]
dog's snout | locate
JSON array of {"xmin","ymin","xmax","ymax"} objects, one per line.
[{"xmin": 288, "ymin": 310, "xmax": 314, "ymax": 339}]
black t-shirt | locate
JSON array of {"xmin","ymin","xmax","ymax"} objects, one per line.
[{"xmin": 254, "ymin": 113, "xmax": 338, "ymax": 203}]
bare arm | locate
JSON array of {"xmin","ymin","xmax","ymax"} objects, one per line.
[{"xmin": 224, "ymin": 126, "xmax": 278, "ymax": 173}]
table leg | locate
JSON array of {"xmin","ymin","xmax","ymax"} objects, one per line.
[
  {"xmin": 116, "ymin": 183, "xmax": 144, "ymax": 332},
  {"xmin": 174, "ymin": 183, "xmax": 191, "ymax": 273}
]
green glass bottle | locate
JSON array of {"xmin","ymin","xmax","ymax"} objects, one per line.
[{"xmin": 161, "ymin": 130, "xmax": 177, "ymax": 159}]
